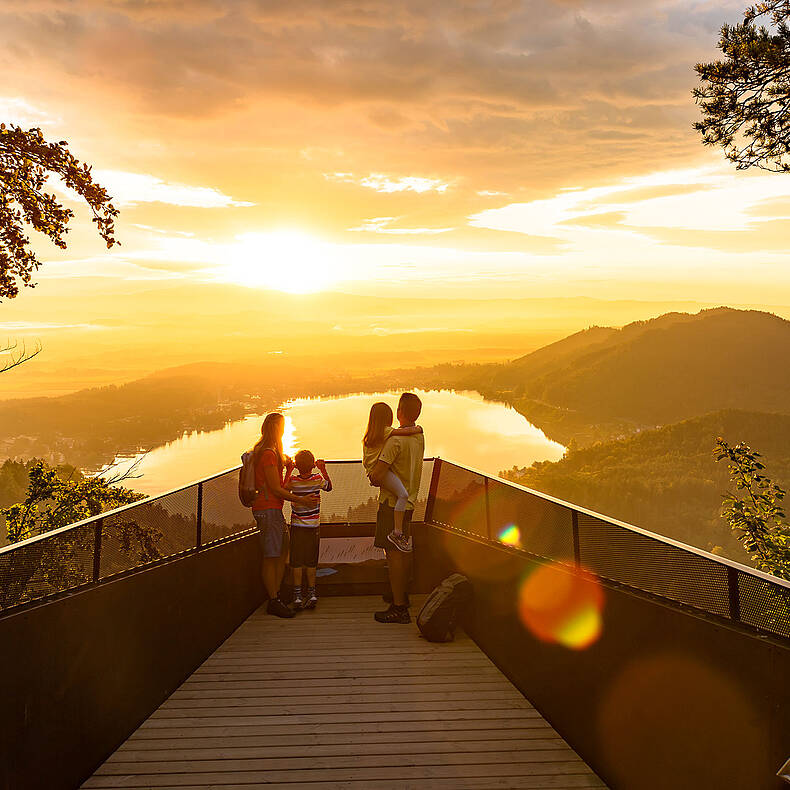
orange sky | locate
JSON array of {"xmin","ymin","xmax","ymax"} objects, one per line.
[{"xmin": 2, "ymin": 0, "xmax": 790, "ymax": 378}]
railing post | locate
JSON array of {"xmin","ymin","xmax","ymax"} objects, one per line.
[
  {"xmin": 484, "ymin": 476, "xmax": 492, "ymax": 540},
  {"xmin": 727, "ymin": 566, "xmax": 741, "ymax": 622},
  {"xmin": 423, "ymin": 457, "xmax": 442, "ymax": 524},
  {"xmin": 571, "ymin": 510, "xmax": 581, "ymax": 569},
  {"xmin": 196, "ymin": 481, "xmax": 203, "ymax": 550},
  {"xmin": 93, "ymin": 518, "xmax": 103, "ymax": 583}
]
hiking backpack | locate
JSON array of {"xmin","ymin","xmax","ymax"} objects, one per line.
[
  {"xmin": 417, "ymin": 573, "xmax": 473, "ymax": 642},
  {"xmin": 238, "ymin": 451, "xmax": 258, "ymax": 507}
]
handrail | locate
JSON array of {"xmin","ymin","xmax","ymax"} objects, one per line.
[
  {"xmin": 0, "ymin": 457, "xmax": 438, "ymax": 557},
  {"xmin": 435, "ymin": 456, "xmax": 790, "ymax": 591},
  {"xmin": 0, "ymin": 463, "xmax": 243, "ymax": 557},
  {"xmin": 1, "ymin": 454, "xmax": 786, "ymax": 638},
  {"xmin": 427, "ymin": 456, "xmax": 789, "ymax": 641},
  {"xmin": 0, "ymin": 458, "xmax": 437, "ymax": 617}
]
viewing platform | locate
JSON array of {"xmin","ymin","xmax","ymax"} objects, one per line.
[
  {"xmin": 83, "ymin": 596, "xmax": 605, "ymax": 789},
  {"xmin": 1, "ymin": 458, "xmax": 789, "ymax": 790}
]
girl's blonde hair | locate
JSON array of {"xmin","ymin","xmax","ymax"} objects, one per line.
[
  {"xmin": 254, "ymin": 412, "xmax": 285, "ymax": 470},
  {"xmin": 363, "ymin": 402, "xmax": 394, "ymax": 448}
]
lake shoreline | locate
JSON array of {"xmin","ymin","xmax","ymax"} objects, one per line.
[{"xmin": 107, "ymin": 389, "xmax": 566, "ymax": 497}]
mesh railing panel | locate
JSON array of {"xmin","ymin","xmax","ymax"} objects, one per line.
[
  {"xmin": 285, "ymin": 459, "xmax": 433, "ymax": 524},
  {"xmin": 430, "ymin": 462, "xmax": 488, "ymax": 538},
  {"xmin": 99, "ymin": 488, "xmax": 197, "ymax": 579},
  {"xmin": 201, "ymin": 469, "xmax": 255, "ymax": 545},
  {"xmin": 427, "ymin": 460, "xmax": 789, "ymax": 641},
  {"xmin": 0, "ymin": 459, "xmax": 435, "ymax": 616},
  {"xmin": 487, "ymin": 477, "xmax": 575, "ymax": 562},
  {"xmin": 3, "ymin": 457, "xmax": 788, "ymax": 641},
  {"xmin": 576, "ymin": 513, "xmax": 732, "ymax": 618},
  {"xmin": 737, "ymin": 569, "xmax": 790, "ymax": 638},
  {"xmin": 0, "ymin": 522, "xmax": 95, "ymax": 612}
]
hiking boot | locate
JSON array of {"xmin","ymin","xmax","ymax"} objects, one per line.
[
  {"xmin": 267, "ymin": 598, "xmax": 295, "ymax": 618},
  {"xmin": 387, "ymin": 531, "xmax": 413, "ymax": 553},
  {"xmin": 305, "ymin": 591, "xmax": 318, "ymax": 609},
  {"xmin": 374, "ymin": 605, "xmax": 410, "ymax": 624}
]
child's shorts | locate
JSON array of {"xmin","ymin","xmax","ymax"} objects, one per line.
[{"xmin": 290, "ymin": 526, "xmax": 320, "ymax": 568}]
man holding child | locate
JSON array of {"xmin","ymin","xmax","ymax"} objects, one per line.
[{"xmin": 368, "ymin": 392, "xmax": 424, "ymax": 624}]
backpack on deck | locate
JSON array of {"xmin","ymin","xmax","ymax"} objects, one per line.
[
  {"xmin": 238, "ymin": 451, "xmax": 258, "ymax": 507},
  {"xmin": 417, "ymin": 573, "xmax": 473, "ymax": 642}
]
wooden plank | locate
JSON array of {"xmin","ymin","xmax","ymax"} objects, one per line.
[
  {"xmin": 84, "ymin": 762, "xmax": 603, "ymax": 788},
  {"xmin": 96, "ymin": 752, "xmax": 588, "ymax": 774},
  {"xmin": 127, "ymin": 718, "xmax": 558, "ymax": 740},
  {"xmin": 159, "ymin": 689, "xmax": 527, "ymax": 709},
  {"xmin": 174, "ymin": 676, "xmax": 510, "ymax": 692},
  {"xmin": 190, "ymin": 665, "xmax": 504, "ymax": 681},
  {"xmin": 140, "ymin": 705, "xmax": 541, "ymax": 729},
  {"xmin": 148, "ymin": 699, "xmax": 536, "ymax": 719},
  {"xmin": 114, "ymin": 736, "xmax": 570, "ymax": 759},
  {"xmin": 86, "ymin": 777, "xmax": 605, "ymax": 790}
]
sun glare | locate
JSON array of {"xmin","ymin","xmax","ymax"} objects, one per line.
[{"xmin": 224, "ymin": 230, "xmax": 338, "ymax": 293}]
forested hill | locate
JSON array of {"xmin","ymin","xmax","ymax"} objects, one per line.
[
  {"xmin": 505, "ymin": 409, "xmax": 790, "ymax": 562},
  {"xmin": 485, "ymin": 308, "xmax": 790, "ymax": 427}
]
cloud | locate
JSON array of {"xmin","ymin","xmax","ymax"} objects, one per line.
[
  {"xmin": 471, "ymin": 163, "xmax": 790, "ymax": 240},
  {"xmin": 0, "ymin": 0, "xmax": 742, "ymax": 194},
  {"xmin": 0, "ymin": 96, "xmax": 60, "ymax": 127},
  {"xmin": 349, "ymin": 217, "xmax": 453, "ymax": 234},
  {"xmin": 93, "ymin": 171, "xmax": 254, "ymax": 208},
  {"xmin": 326, "ymin": 173, "xmax": 450, "ymax": 193}
]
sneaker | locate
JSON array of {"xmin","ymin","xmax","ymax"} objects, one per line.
[
  {"xmin": 292, "ymin": 593, "xmax": 304, "ymax": 610},
  {"xmin": 267, "ymin": 597, "xmax": 295, "ymax": 618},
  {"xmin": 374, "ymin": 605, "xmax": 410, "ymax": 624},
  {"xmin": 305, "ymin": 592, "xmax": 318, "ymax": 609},
  {"xmin": 387, "ymin": 531, "xmax": 413, "ymax": 553}
]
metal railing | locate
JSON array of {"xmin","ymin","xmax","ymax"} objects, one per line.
[
  {"xmin": 427, "ymin": 458, "xmax": 790, "ymax": 640},
  {"xmin": 0, "ymin": 460, "xmax": 434, "ymax": 615},
  {"xmin": 1, "ymin": 455, "xmax": 788, "ymax": 640}
]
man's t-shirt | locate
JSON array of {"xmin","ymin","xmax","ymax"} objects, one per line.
[
  {"xmin": 252, "ymin": 448, "xmax": 285, "ymax": 511},
  {"xmin": 378, "ymin": 431, "xmax": 425, "ymax": 510},
  {"xmin": 288, "ymin": 470, "xmax": 332, "ymax": 527}
]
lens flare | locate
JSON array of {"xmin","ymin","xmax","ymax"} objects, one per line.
[
  {"xmin": 517, "ymin": 562, "xmax": 604, "ymax": 650},
  {"xmin": 498, "ymin": 524, "xmax": 521, "ymax": 546}
]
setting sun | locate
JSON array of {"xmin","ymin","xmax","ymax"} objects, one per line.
[{"xmin": 222, "ymin": 231, "xmax": 340, "ymax": 294}]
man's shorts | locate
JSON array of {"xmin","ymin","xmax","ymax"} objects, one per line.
[
  {"xmin": 253, "ymin": 508, "xmax": 288, "ymax": 558},
  {"xmin": 290, "ymin": 526, "xmax": 320, "ymax": 568},
  {"xmin": 374, "ymin": 503, "xmax": 413, "ymax": 549}
]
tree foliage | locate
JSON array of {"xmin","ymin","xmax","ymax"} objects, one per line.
[
  {"xmin": 0, "ymin": 123, "xmax": 119, "ymax": 299},
  {"xmin": 694, "ymin": 1, "xmax": 790, "ymax": 171},
  {"xmin": 715, "ymin": 438, "xmax": 790, "ymax": 580},
  {"xmin": 2, "ymin": 460, "xmax": 143, "ymax": 544}
]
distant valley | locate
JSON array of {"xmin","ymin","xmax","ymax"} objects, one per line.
[{"xmin": 3, "ymin": 306, "xmax": 790, "ymax": 565}]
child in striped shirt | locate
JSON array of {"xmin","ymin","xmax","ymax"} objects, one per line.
[{"xmin": 287, "ymin": 450, "xmax": 332, "ymax": 609}]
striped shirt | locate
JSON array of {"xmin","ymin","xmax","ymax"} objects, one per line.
[{"xmin": 288, "ymin": 470, "xmax": 332, "ymax": 527}]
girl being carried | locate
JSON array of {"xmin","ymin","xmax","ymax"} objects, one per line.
[{"xmin": 363, "ymin": 401, "xmax": 423, "ymax": 552}]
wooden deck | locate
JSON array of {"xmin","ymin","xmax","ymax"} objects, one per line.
[{"xmin": 83, "ymin": 596, "xmax": 606, "ymax": 789}]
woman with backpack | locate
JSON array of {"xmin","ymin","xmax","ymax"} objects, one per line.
[{"xmin": 242, "ymin": 413, "xmax": 319, "ymax": 618}]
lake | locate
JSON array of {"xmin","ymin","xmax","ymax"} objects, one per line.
[{"xmin": 115, "ymin": 389, "xmax": 565, "ymax": 496}]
